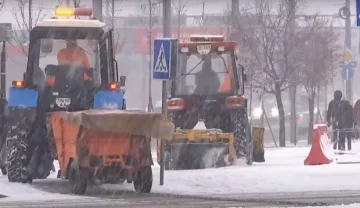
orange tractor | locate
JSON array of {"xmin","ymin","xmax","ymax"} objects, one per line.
[{"xmin": 157, "ymin": 35, "xmax": 252, "ymax": 170}]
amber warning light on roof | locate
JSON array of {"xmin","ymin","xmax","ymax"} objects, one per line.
[{"xmin": 55, "ymin": 7, "xmax": 93, "ymax": 17}]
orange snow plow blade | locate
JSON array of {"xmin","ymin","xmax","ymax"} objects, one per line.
[{"xmin": 49, "ymin": 110, "xmax": 174, "ymax": 195}]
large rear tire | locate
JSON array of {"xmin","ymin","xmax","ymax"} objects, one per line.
[
  {"xmin": 133, "ymin": 166, "xmax": 153, "ymax": 193},
  {"xmin": 7, "ymin": 129, "xmax": 29, "ymax": 182},
  {"xmin": 244, "ymin": 115, "xmax": 253, "ymax": 165},
  {"xmin": 6, "ymin": 108, "xmax": 38, "ymax": 183},
  {"xmin": 68, "ymin": 160, "xmax": 88, "ymax": 195},
  {"xmin": 232, "ymin": 109, "xmax": 250, "ymax": 160}
]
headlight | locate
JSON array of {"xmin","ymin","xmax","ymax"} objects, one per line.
[
  {"xmin": 271, "ymin": 107, "xmax": 279, "ymax": 117},
  {"xmin": 252, "ymin": 107, "xmax": 263, "ymax": 118}
]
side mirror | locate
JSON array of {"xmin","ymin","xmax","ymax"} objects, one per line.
[
  {"xmin": 41, "ymin": 39, "xmax": 53, "ymax": 54},
  {"xmin": 120, "ymin": 76, "xmax": 126, "ymax": 87}
]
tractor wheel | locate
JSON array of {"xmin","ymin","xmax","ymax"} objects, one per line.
[
  {"xmin": 244, "ymin": 115, "xmax": 253, "ymax": 165},
  {"xmin": 133, "ymin": 166, "xmax": 153, "ymax": 193},
  {"xmin": 7, "ymin": 128, "xmax": 28, "ymax": 183},
  {"xmin": 232, "ymin": 109, "xmax": 249, "ymax": 160},
  {"xmin": 68, "ymin": 160, "xmax": 88, "ymax": 195}
]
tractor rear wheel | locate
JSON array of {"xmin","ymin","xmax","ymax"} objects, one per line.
[
  {"xmin": 68, "ymin": 160, "xmax": 88, "ymax": 195},
  {"xmin": 133, "ymin": 166, "xmax": 153, "ymax": 193},
  {"xmin": 7, "ymin": 130, "xmax": 28, "ymax": 183},
  {"xmin": 232, "ymin": 109, "xmax": 252, "ymax": 165},
  {"xmin": 244, "ymin": 115, "xmax": 253, "ymax": 165}
]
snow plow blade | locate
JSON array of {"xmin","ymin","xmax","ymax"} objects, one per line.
[
  {"xmin": 50, "ymin": 109, "xmax": 175, "ymax": 195},
  {"xmin": 157, "ymin": 129, "xmax": 236, "ymax": 170}
]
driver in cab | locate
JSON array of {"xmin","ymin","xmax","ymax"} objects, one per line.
[
  {"xmin": 194, "ymin": 56, "xmax": 220, "ymax": 94},
  {"xmin": 57, "ymin": 39, "xmax": 92, "ymax": 81}
]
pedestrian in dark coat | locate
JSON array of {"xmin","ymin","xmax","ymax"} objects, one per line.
[
  {"xmin": 326, "ymin": 90, "xmax": 342, "ymax": 150},
  {"xmin": 353, "ymin": 99, "xmax": 360, "ymax": 139},
  {"xmin": 337, "ymin": 100, "xmax": 354, "ymax": 151}
]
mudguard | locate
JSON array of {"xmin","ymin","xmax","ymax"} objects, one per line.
[
  {"xmin": 7, "ymin": 87, "xmax": 38, "ymax": 182},
  {"xmin": 94, "ymin": 89, "xmax": 125, "ymax": 110}
]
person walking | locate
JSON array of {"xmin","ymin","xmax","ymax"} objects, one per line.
[
  {"xmin": 353, "ymin": 99, "xmax": 360, "ymax": 139},
  {"xmin": 327, "ymin": 90, "xmax": 343, "ymax": 150},
  {"xmin": 338, "ymin": 100, "xmax": 354, "ymax": 151}
]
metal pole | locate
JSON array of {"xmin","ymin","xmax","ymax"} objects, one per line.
[
  {"xmin": 1, "ymin": 41, "xmax": 5, "ymax": 98},
  {"xmin": 288, "ymin": 0, "xmax": 297, "ymax": 145},
  {"xmin": 345, "ymin": 0, "xmax": 352, "ymax": 103},
  {"xmin": 29, "ymin": 0, "xmax": 32, "ymax": 31},
  {"xmin": 111, "ymin": 0, "xmax": 115, "ymax": 31},
  {"xmin": 160, "ymin": 0, "xmax": 171, "ymax": 187},
  {"xmin": 93, "ymin": 0, "xmax": 103, "ymax": 21},
  {"xmin": 147, "ymin": 0, "xmax": 154, "ymax": 113},
  {"xmin": 230, "ymin": 0, "xmax": 239, "ymax": 40}
]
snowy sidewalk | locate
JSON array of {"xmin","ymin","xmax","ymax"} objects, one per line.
[{"xmin": 2, "ymin": 138, "xmax": 360, "ymax": 207}]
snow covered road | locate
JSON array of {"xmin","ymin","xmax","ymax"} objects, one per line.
[{"xmin": 2, "ymin": 137, "xmax": 360, "ymax": 207}]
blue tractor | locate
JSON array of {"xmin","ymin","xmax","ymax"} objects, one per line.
[{"xmin": 5, "ymin": 8, "xmax": 126, "ymax": 183}]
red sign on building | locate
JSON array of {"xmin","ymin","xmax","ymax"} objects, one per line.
[{"xmin": 133, "ymin": 27, "xmax": 230, "ymax": 54}]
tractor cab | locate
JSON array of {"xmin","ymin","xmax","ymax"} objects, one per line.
[
  {"xmin": 11, "ymin": 7, "xmax": 124, "ymax": 112},
  {"xmin": 168, "ymin": 35, "xmax": 246, "ymax": 129},
  {"xmin": 172, "ymin": 35, "xmax": 244, "ymax": 97}
]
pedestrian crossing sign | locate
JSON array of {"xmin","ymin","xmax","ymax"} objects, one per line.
[
  {"xmin": 154, "ymin": 44, "xmax": 168, "ymax": 72},
  {"xmin": 153, "ymin": 38, "xmax": 172, "ymax": 80}
]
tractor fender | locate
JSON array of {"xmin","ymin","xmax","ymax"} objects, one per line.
[{"xmin": 93, "ymin": 89, "xmax": 125, "ymax": 110}]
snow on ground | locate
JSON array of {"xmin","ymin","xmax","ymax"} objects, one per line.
[
  {"xmin": 2, "ymin": 135, "xmax": 360, "ymax": 206},
  {"xmin": 293, "ymin": 204, "xmax": 360, "ymax": 208},
  {"xmin": 0, "ymin": 172, "xmax": 91, "ymax": 202},
  {"xmin": 143, "ymin": 138, "xmax": 360, "ymax": 196}
]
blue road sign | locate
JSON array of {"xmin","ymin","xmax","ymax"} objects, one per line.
[
  {"xmin": 341, "ymin": 66, "xmax": 354, "ymax": 80},
  {"xmin": 357, "ymin": 0, "xmax": 360, "ymax": 26},
  {"xmin": 153, "ymin": 38, "xmax": 172, "ymax": 80}
]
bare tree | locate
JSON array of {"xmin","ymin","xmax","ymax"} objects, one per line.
[
  {"xmin": 0, "ymin": 0, "xmax": 5, "ymax": 11},
  {"xmin": 172, "ymin": 0, "xmax": 188, "ymax": 40},
  {"xmin": 138, "ymin": 1, "xmax": 161, "ymax": 112},
  {"xmin": 234, "ymin": 0, "xmax": 322, "ymax": 147},
  {"xmin": 298, "ymin": 18, "xmax": 341, "ymax": 143},
  {"xmin": 11, "ymin": 0, "xmax": 47, "ymax": 56},
  {"xmin": 104, "ymin": 0, "xmax": 126, "ymax": 54}
]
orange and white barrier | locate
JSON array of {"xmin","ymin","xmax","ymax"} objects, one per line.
[{"xmin": 304, "ymin": 124, "xmax": 333, "ymax": 165}]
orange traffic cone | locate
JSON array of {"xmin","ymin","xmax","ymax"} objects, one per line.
[{"xmin": 304, "ymin": 127, "xmax": 332, "ymax": 165}]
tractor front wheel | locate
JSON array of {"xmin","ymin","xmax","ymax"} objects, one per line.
[
  {"xmin": 133, "ymin": 166, "xmax": 153, "ymax": 193},
  {"xmin": 68, "ymin": 160, "xmax": 88, "ymax": 195}
]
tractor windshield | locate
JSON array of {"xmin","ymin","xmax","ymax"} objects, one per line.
[
  {"xmin": 175, "ymin": 51, "xmax": 233, "ymax": 95},
  {"xmin": 37, "ymin": 38, "xmax": 101, "ymax": 86},
  {"xmin": 28, "ymin": 27, "xmax": 105, "ymax": 88}
]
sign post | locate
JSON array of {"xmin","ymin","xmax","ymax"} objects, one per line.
[
  {"xmin": 340, "ymin": 49, "xmax": 356, "ymax": 102},
  {"xmin": 153, "ymin": 38, "xmax": 178, "ymax": 186},
  {"xmin": 357, "ymin": 0, "xmax": 360, "ymax": 26}
]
